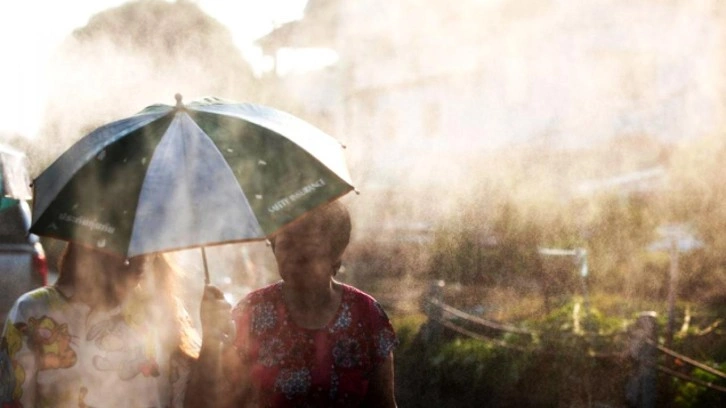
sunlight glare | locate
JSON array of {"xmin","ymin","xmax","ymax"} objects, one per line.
[{"xmin": 0, "ymin": 0, "xmax": 309, "ymax": 139}]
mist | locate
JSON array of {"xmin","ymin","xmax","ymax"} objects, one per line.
[
  {"xmin": 0, "ymin": 0, "xmax": 721, "ymax": 297},
  {"xmin": 3, "ymin": 0, "xmax": 726, "ymax": 405},
  {"xmin": 0, "ymin": 0, "xmax": 278, "ymax": 315},
  {"xmin": 3, "ymin": 0, "xmax": 725, "ymax": 300},
  {"xmin": 36, "ymin": 1, "xmax": 255, "ymax": 163}
]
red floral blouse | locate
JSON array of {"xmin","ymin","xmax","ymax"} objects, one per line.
[{"xmin": 231, "ymin": 282, "xmax": 397, "ymax": 407}]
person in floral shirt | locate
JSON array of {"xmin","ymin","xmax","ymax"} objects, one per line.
[
  {"xmin": 0, "ymin": 244, "xmax": 201, "ymax": 408},
  {"xmin": 220, "ymin": 201, "xmax": 398, "ymax": 407}
]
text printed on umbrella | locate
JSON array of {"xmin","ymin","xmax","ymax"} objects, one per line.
[
  {"xmin": 59, "ymin": 213, "xmax": 116, "ymax": 234},
  {"xmin": 268, "ymin": 178, "xmax": 327, "ymax": 214}
]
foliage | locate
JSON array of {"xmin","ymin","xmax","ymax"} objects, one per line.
[
  {"xmin": 392, "ymin": 301, "xmax": 636, "ymax": 407},
  {"xmin": 585, "ymin": 193, "xmax": 661, "ymax": 295},
  {"xmin": 414, "ymin": 132, "xmax": 726, "ymax": 311},
  {"xmin": 395, "ymin": 334, "xmax": 532, "ymax": 407},
  {"xmin": 387, "ymin": 286, "xmax": 726, "ymax": 407},
  {"xmin": 390, "ymin": 313, "xmax": 426, "ymax": 347},
  {"xmin": 527, "ymin": 298, "xmax": 624, "ymax": 337},
  {"xmin": 672, "ymin": 364, "xmax": 726, "ymax": 408},
  {"xmin": 426, "ymin": 200, "xmax": 549, "ymax": 287}
]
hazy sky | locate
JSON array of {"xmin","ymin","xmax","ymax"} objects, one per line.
[{"xmin": 0, "ymin": 0, "xmax": 307, "ymax": 138}]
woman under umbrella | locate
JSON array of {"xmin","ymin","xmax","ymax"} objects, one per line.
[{"xmin": 189, "ymin": 201, "xmax": 398, "ymax": 407}]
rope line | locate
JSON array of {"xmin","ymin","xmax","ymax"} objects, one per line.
[
  {"xmin": 433, "ymin": 317, "xmax": 535, "ymax": 352},
  {"xmin": 656, "ymin": 364, "xmax": 726, "ymax": 393},
  {"xmin": 428, "ymin": 298, "xmax": 628, "ymax": 341},
  {"xmin": 427, "ymin": 298, "xmax": 533, "ymax": 335},
  {"xmin": 646, "ymin": 339, "xmax": 726, "ymax": 381},
  {"xmin": 430, "ymin": 300, "xmax": 628, "ymax": 358}
]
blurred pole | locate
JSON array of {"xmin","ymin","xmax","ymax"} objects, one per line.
[
  {"xmin": 626, "ymin": 311, "xmax": 658, "ymax": 408},
  {"xmin": 422, "ymin": 279, "xmax": 445, "ymax": 342},
  {"xmin": 665, "ymin": 238, "xmax": 679, "ymax": 350},
  {"xmin": 576, "ymin": 248, "xmax": 589, "ymax": 317}
]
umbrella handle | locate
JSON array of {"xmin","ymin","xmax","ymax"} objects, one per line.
[{"xmin": 201, "ymin": 246, "xmax": 210, "ymax": 284}]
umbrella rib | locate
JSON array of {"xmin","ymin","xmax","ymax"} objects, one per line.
[
  {"xmin": 127, "ymin": 111, "xmax": 263, "ymax": 257},
  {"xmin": 189, "ymin": 103, "xmax": 354, "ymax": 186}
]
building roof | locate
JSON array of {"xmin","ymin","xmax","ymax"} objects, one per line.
[{"xmin": 256, "ymin": 0, "xmax": 339, "ymax": 52}]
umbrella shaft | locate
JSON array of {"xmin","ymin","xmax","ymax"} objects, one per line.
[{"xmin": 202, "ymin": 246, "xmax": 210, "ymax": 284}]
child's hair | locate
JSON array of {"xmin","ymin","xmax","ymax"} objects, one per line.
[
  {"xmin": 148, "ymin": 254, "xmax": 201, "ymax": 359},
  {"xmin": 55, "ymin": 244, "xmax": 200, "ymax": 359}
]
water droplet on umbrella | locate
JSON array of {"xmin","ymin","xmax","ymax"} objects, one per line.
[
  {"xmin": 255, "ymin": 194, "xmax": 263, "ymax": 199},
  {"xmin": 96, "ymin": 150, "xmax": 106, "ymax": 161},
  {"xmin": 141, "ymin": 157, "xmax": 147, "ymax": 165},
  {"xmin": 227, "ymin": 148, "xmax": 234, "ymax": 153},
  {"xmin": 258, "ymin": 160, "xmax": 267, "ymax": 166},
  {"xmin": 96, "ymin": 239, "xmax": 106, "ymax": 248}
]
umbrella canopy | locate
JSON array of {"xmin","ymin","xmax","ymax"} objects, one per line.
[{"xmin": 30, "ymin": 95, "xmax": 354, "ymax": 264}]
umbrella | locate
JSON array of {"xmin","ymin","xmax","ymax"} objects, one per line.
[{"xmin": 30, "ymin": 95, "xmax": 355, "ymax": 282}]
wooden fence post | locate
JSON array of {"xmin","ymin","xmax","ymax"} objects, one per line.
[
  {"xmin": 626, "ymin": 311, "xmax": 658, "ymax": 408},
  {"xmin": 421, "ymin": 279, "xmax": 445, "ymax": 342}
]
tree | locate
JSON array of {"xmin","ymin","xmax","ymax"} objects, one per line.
[
  {"xmin": 32, "ymin": 0, "xmax": 258, "ymax": 176},
  {"xmin": 666, "ymin": 133, "xmax": 726, "ymax": 303}
]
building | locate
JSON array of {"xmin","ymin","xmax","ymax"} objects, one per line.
[{"xmin": 256, "ymin": 0, "xmax": 726, "ymax": 228}]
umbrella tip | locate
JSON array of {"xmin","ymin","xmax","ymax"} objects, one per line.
[{"xmin": 175, "ymin": 93, "xmax": 183, "ymax": 108}]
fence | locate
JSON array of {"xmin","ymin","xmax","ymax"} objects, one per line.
[{"xmin": 420, "ymin": 281, "xmax": 726, "ymax": 407}]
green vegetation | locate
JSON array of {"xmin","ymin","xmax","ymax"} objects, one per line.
[
  {"xmin": 349, "ymin": 134, "xmax": 726, "ymax": 406},
  {"xmin": 389, "ymin": 299, "xmax": 725, "ymax": 407},
  {"xmin": 391, "ymin": 301, "xmax": 631, "ymax": 407}
]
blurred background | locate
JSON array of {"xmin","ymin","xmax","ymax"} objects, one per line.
[{"xmin": 2, "ymin": 1, "xmax": 726, "ymax": 406}]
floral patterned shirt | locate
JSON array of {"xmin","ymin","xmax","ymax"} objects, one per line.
[
  {"xmin": 0, "ymin": 286, "xmax": 191, "ymax": 408},
  {"xmin": 231, "ymin": 282, "xmax": 397, "ymax": 407}
]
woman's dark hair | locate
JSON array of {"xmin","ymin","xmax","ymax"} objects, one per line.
[{"xmin": 270, "ymin": 200, "xmax": 352, "ymax": 262}]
